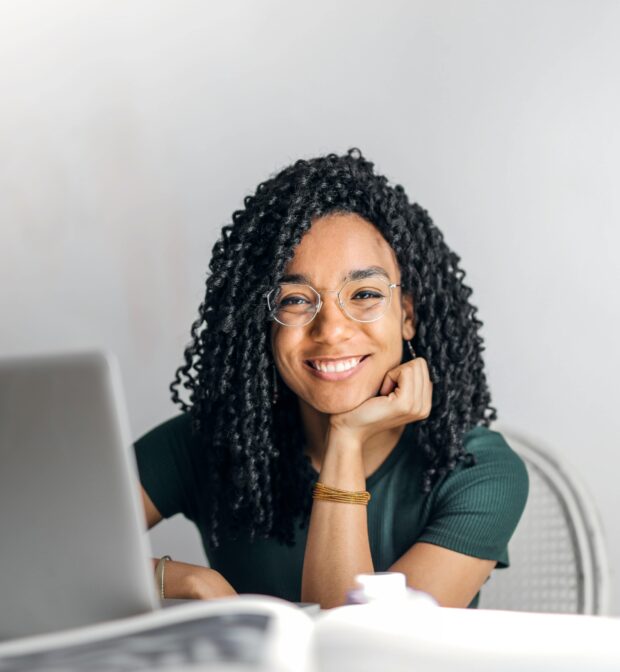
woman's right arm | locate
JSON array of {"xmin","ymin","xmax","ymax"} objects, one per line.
[
  {"xmin": 141, "ymin": 486, "xmax": 238, "ymax": 600},
  {"xmin": 141, "ymin": 486, "xmax": 164, "ymax": 528}
]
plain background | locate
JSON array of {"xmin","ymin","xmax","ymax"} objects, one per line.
[{"xmin": 1, "ymin": 1, "xmax": 619, "ymax": 611}]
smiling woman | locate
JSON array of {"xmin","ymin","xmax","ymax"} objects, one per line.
[{"xmin": 134, "ymin": 149, "xmax": 529, "ymax": 609}]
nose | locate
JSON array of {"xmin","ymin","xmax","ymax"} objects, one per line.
[{"xmin": 308, "ymin": 291, "xmax": 356, "ymax": 342}]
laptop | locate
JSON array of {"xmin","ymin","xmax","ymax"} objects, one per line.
[{"xmin": 0, "ymin": 351, "xmax": 159, "ymax": 641}]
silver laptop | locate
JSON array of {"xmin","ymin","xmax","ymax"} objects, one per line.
[{"xmin": 0, "ymin": 351, "xmax": 159, "ymax": 641}]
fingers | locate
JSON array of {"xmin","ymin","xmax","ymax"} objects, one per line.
[
  {"xmin": 420, "ymin": 359, "xmax": 433, "ymax": 418},
  {"xmin": 379, "ymin": 370, "xmax": 397, "ymax": 396},
  {"xmin": 383, "ymin": 358, "xmax": 433, "ymax": 421},
  {"xmin": 417, "ymin": 358, "xmax": 433, "ymax": 419},
  {"xmin": 332, "ymin": 358, "xmax": 433, "ymax": 443}
]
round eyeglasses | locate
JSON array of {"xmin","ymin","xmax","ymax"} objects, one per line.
[{"xmin": 266, "ymin": 277, "xmax": 401, "ymax": 327}]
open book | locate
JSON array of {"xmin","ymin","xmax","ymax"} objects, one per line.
[
  {"xmin": 2, "ymin": 594, "xmax": 620, "ymax": 672},
  {"xmin": 0, "ymin": 596, "xmax": 316, "ymax": 672}
]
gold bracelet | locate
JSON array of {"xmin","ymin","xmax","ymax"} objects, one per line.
[
  {"xmin": 155, "ymin": 555, "xmax": 172, "ymax": 599},
  {"xmin": 312, "ymin": 481, "xmax": 371, "ymax": 505}
]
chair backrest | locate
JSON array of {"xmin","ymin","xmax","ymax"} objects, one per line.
[{"xmin": 479, "ymin": 426, "xmax": 610, "ymax": 615}]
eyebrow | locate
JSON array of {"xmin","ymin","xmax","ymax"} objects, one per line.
[{"xmin": 278, "ymin": 265, "xmax": 391, "ymax": 285}]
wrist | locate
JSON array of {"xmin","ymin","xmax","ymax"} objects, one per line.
[
  {"xmin": 325, "ymin": 423, "xmax": 364, "ymax": 453},
  {"xmin": 319, "ymin": 430, "xmax": 366, "ymax": 491}
]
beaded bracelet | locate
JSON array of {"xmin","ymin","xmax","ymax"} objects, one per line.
[{"xmin": 312, "ymin": 481, "xmax": 371, "ymax": 505}]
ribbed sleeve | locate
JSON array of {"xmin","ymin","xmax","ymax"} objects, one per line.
[{"xmin": 416, "ymin": 427, "xmax": 529, "ymax": 568}]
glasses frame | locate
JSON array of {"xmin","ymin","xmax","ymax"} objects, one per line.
[{"xmin": 265, "ymin": 278, "xmax": 402, "ymax": 327}]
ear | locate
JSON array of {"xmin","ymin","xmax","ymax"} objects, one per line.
[{"xmin": 400, "ymin": 292, "xmax": 415, "ymax": 341}]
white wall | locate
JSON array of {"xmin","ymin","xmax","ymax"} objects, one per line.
[{"xmin": 2, "ymin": 0, "xmax": 619, "ymax": 609}]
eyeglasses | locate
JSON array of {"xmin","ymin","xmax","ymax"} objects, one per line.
[{"xmin": 266, "ymin": 276, "xmax": 401, "ymax": 327}]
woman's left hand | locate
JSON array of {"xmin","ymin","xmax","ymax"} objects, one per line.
[{"xmin": 329, "ymin": 357, "xmax": 433, "ymax": 444}]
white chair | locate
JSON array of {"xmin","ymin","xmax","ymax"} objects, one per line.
[{"xmin": 478, "ymin": 426, "xmax": 610, "ymax": 615}]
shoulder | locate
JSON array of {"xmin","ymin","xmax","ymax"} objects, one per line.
[
  {"xmin": 134, "ymin": 412, "xmax": 204, "ymax": 482},
  {"xmin": 134, "ymin": 412, "xmax": 195, "ymax": 452},
  {"xmin": 464, "ymin": 425, "xmax": 529, "ymax": 480}
]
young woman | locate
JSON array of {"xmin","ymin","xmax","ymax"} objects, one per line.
[{"xmin": 135, "ymin": 149, "xmax": 529, "ymax": 609}]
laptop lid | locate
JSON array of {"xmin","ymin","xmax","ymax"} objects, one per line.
[{"xmin": 0, "ymin": 351, "xmax": 159, "ymax": 641}]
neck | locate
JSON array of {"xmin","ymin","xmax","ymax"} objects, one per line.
[{"xmin": 298, "ymin": 398, "xmax": 406, "ymax": 477}]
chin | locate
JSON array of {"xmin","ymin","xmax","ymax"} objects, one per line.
[{"xmin": 310, "ymin": 392, "xmax": 374, "ymax": 415}]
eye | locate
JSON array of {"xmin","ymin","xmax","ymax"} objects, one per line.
[
  {"xmin": 352, "ymin": 290, "xmax": 384, "ymax": 300},
  {"xmin": 279, "ymin": 296, "xmax": 312, "ymax": 306}
]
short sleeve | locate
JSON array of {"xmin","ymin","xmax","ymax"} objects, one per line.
[
  {"xmin": 416, "ymin": 427, "xmax": 529, "ymax": 568},
  {"xmin": 133, "ymin": 413, "xmax": 199, "ymax": 521}
]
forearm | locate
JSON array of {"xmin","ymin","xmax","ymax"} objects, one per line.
[{"xmin": 301, "ymin": 429, "xmax": 374, "ymax": 608}]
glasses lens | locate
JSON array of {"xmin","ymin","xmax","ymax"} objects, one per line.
[
  {"xmin": 341, "ymin": 278, "xmax": 390, "ymax": 322},
  {"xmin": 270, "ymin": 284, "xmax": 318, "ymax": 326}
]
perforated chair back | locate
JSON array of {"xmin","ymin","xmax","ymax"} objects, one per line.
[{"xmin": 479, "ymin": 427, "xmax": 609, "ymax": 615}]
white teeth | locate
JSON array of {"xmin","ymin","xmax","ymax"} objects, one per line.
[{"xmin": 310, "ymin": 357, "xmax": 363, "ymax": 373}]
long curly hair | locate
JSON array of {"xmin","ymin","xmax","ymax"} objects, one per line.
[{"xmin": 170, "ymin": 148, "xmax": 497, "ymax": 548}]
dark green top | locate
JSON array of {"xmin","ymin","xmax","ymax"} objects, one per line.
[{"xmin": 134, "ymin": 414, "xmax": 528, "ymax": 607}]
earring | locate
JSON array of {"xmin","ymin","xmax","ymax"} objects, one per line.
[
  {"xmin": 272, "ymin": 364, "xmax": 279, "ymax": 405},
  {"xmin": 406, "ymin": 340, "xmax": 417, "ymax": 359}
]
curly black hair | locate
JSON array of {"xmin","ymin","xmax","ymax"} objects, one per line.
[{"xmin": 170, "ymin": 148, "xmax": 497, "ymax": 548}]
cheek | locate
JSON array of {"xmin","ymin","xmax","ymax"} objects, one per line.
[
  {"xmin": 271, "ymin": 330, "xmax": 301, "ymax": 378},
  {"xmin": 373, "ymin": 319, "xmax": 402, "ymax": 350}
]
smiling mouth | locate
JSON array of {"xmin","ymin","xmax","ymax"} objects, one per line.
[{"xmin": 303, "ymin": 355, "xmax": 371, "ymax": 380}]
